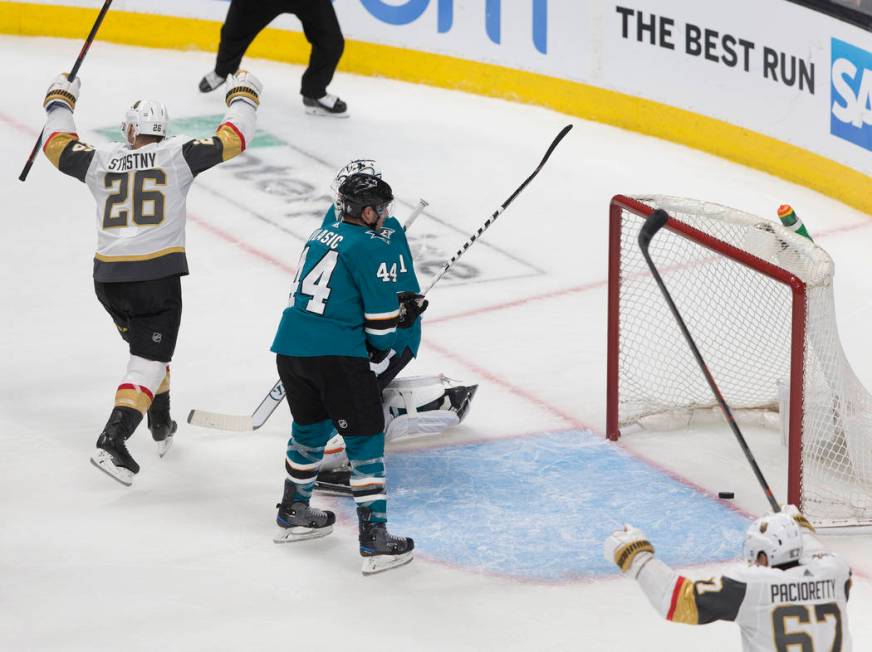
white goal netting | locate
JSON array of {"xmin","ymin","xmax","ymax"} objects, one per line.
[{"xmin": 612, "ymin": 195, "xmax": 872, "ymax": 527}]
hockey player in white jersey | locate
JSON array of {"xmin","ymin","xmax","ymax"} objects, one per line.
[
  {"xmin": 41, "ymin": 70, "xmax": 262, "ymax": 485},
  {"xmin": 604, "ymin": 505, "xmax": 852, "ymax": 651}
]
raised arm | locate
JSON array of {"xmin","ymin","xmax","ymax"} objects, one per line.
[
  {"xmin": 604, "ymin": 525, "xmax": 748, "ymax": 625},
  {"xmin": 181, "ymin": 71, "xmax": 262, "ymax": 176},
  {"xmin": 42, "ymin": 74, "xmax": 96, "ymax": 182}
]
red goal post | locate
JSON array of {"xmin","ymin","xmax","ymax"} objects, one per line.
[{"xmin": 606, "ymin": 195, "xmax": 872, "ymax": 528}]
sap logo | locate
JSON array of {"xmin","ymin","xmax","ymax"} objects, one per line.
[
  {"xmin": 360, "ymin": 0, "xmax": 548, "ymax": 54},
  {"xmin": 831, "ymin": 38, "xmax": 872, "ymax": 151}
]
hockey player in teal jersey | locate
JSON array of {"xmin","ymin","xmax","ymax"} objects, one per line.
[
  {"xmin": 312, "ymin": 160, "xmax": 478, "ymax": 495},
  {"xmin": 317, "ymin": 159, "xmax": 422, "ymax": 374},
  {"xmin": 271, "ymin": 172, "xmax": 417, "ymax": 575}
]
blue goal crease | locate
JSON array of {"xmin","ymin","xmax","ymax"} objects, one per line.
[{"xmin": 332, "ymin": 430, "xmax": 751, "ymax": 582}]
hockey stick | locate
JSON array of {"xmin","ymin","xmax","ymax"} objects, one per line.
[
  {"xmin": 19, "ymin": 0, "xmax": 114, "ymax": 182},
  {"xmin": 187, "ymin": 198, "xmax": 430, "ymax": 432},
  {"xmin": 421, "ymin": 124, "xmax": 572, "ymax": 295},
  {"xmin": 188, "ymin": 379, "xmax": 285, "ymax": 432},
  {"xmin": 638, "ymin": 209, "xmax": 781, "ymax": 513},
  {"xmin": 402, "ymin": 198, "xmax": 428, "ymax": 231}
]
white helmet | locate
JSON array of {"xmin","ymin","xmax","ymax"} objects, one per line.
[
  {"xmin": 331, "ymin": 159, "xmax": 381, "ymax": 191},
  {"xmin": 121, "ymin": 100, "xmax": 169, "ymax": 141},
  {"xmin": 743, "ymin": 512, "xmax": 803, "ymax": 568},
  {"xmin": 331, "ymin": 159, "xmax": 381, "ymax": 216}
]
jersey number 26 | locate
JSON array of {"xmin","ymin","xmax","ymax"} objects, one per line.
[{"xmin": 103, "ymin": 169, "xmax": 167, "ymax": 229}]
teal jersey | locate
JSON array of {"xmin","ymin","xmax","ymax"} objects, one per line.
[
  {"xmin": 320, "ymin": 206, "xmax": 423, "ymax": 357},
  {"xmin": 271, "ymin": 218, "xmax": 408, "ymax": 358}
]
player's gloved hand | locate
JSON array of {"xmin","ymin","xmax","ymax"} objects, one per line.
[
  {"xmin": 368, "ymin": 346, "xmax": 394, "ymax": 375},
  {"xmin": 44, "ymin": 73, "xmax": 81, "ymax": 112},
  {"xmin": 781, "ymin": 504, "xmax": 815, "ymax": 532},
  {"xmin": 603, "ymin": 524, "xmax": 655, "ymax": 574},
  {"xmin": 225, "ymin": 70, "xmax": 262, "ymax": 108},
  {"xmin": 398, "ymin": 292, "xmax": 428, "ymax": 328}
]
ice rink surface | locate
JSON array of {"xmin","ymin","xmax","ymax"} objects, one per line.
[{"xmin": 1, "ymin": 36, "xmax": 871, "ymax": 650}]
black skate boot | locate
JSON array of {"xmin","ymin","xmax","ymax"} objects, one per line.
[
  {"xmin": 198, "ymin": 70, "xmax": 226, "ymax": 93},
  {"xmin": 358, "ymin": 506, "xmax": 414, "ymax": 575},
  {"xmin": 314, "ymin": 464, "xmax": 352, "ymax": 497},
  {"xmin": 274, "ymin": 482, "xmax": 336, "ymax": 543},
  {"xmin": 90, "ymin": 407, "xmax": 142, "ymax": 486},
  {"xmin": 147, "ymin": 392, "xmax": 177, "ymax": 457},
  {"xmin": 302, "ymin": 93, "xmax": 349, "ymax": 118}
]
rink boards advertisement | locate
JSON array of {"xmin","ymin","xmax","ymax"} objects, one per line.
[{"xmin": 3, "ymin": 0, "xmax": 871, "ymax": 212}]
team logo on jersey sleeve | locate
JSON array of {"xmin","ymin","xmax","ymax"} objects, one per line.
[{"xmin": 369, "ymin": 227, "xmax": 395, "ymax": 243}]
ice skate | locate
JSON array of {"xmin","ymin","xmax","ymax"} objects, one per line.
[
  {"xmin": 90, "ymin": 408, "xmax": 141, "ymax": 486},
  {"xmin": 274, "ymin": 502, "xmax": 335, "ymax": 543},
  {"xmin": 314, "ymin": 464, "xmax": 352, "ymax": 496},
  {"xmin": 358, "ymin": 507, "xmax": 414, "ymax": 575},
  {"xmin": 303, "ymin": 93, "xmax": 349, "ymax": 118},
  {"xmin": 147, "ymin": 393, "xmax": 177, "ymax": 458}
]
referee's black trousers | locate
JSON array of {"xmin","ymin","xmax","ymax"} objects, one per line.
[{"xmin": 214, "ymin": 0, "xmax": 344, "ymax": 99}]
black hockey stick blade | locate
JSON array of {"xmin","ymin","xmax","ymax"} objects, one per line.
[
  {"xmin": 638, "ymin": 208, "xmax": 669, "ymax": 251},
  {"xmin": 19, "ymin": 0, "xmax": 113, "ymax": 182},
  {"xmin": 502, "ymin": 124, "xmax": 573, "ymax": 209},
  {"xmin": 422, "ymin": 124, "xmax": 572, "ymax": 295}
]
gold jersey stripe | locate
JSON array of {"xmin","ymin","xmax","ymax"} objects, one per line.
[
  {"xmin": 44, "ymin": 89, "xmax": 77, "ymax": 109},
  {"xmin": 668, "ymin": 578, "xmax": 700, "ymax": 625},
  {"xmin": 226, "ymin": 87, "xmax": 259, "ymax": 107},
  {"xmin": 216, "ymin": 122, "xmax": 245, "ymax": 161},
  {"xmin": 157, "ymin": 368, "xmax": 171, "ymax": 394},
  {"xmin": 115, "ymin": 388, "xmax": 153, "ymax": 414},
  {"xmin": 94, "ymin": 247, "xmax": 185, "ymax": 263},
  {"xmin": 43, "ymin": 131, "xmax": 77, "ymax": 168}
]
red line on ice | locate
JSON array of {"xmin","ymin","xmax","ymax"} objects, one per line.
[
  {"xmin": 187, "ymin": 213, "xmax": 296, "ymax": 275},
  {"xmin": 422, "ymin": 339, "xmax": 591, "ymax": 431}
]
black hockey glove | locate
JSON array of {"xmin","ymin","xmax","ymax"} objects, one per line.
[
  {"xmin": 397, "ymin": 292, "xmax": 428, "ymax": 328},
  {"xmin": 366, "ymin": 343, "xmax": 394, "ymax": 375}
]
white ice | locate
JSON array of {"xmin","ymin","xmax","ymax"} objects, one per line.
[{"xmin": 1, "ymin": 36, "xmax": 871, "ymax": 651}]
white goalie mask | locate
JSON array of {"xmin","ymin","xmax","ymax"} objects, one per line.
[
  {"xmin": 121, "ymin": 100, "xmax": 169, "ymax": 142},
  {"xmin": 743, "ymin": 512, "xmax": 803, "ymax": 568},
  {"xmin": 331, "ymin": 159, "xmax": 381, "ymax": 217}
]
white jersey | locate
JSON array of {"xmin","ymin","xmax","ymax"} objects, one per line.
[
  {"xmin": 43, "ymin": 102, "xmax": 255, "ymax": 282},
  {"xmin": 728, "ymin": 557, "xmax": 851, "ymax": 651},
  {"xmin": 635, "ymin": 531, "xmax": 852, "ymax": 651}
]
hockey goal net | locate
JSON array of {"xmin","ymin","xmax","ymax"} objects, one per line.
[{"xmin": 607, "ymin": 195, "xmax": 872, "ymax": 527}]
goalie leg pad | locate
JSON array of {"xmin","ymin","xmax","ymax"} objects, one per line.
[
  {"xmin": 386, "ymin": 410, "xmax": 460, "ymax": 442},
  {"xmin": 319, "ymin": 433, "xmax": 348, "ymax": 471},
  {"xmin": 382, "ymin": 375, "xmax": 449, "ymax": 419},
  {"xmin": 382, "ymin": 376, "xmax": 478, "ymax": 442}
]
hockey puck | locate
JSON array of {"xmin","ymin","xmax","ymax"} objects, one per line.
[{"xmin": 718, "ymin": 491, "xmax": 735, "ymax": 499}]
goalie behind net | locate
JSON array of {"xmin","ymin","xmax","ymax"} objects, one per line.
[{"xmin": 607, "ymin": 195, "xmax": 872, "ymax": 527}]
